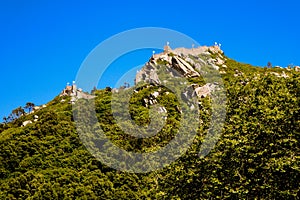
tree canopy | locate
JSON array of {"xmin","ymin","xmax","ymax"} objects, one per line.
[{"xmin": 0, "ymin": 56, "xmax": 299, "ymax": 199}]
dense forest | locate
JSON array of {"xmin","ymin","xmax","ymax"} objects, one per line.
[{"xmin": 0, "ymin": 53, "xmax": 299, "ymax": 199}]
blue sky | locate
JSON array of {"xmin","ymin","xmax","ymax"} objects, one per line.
[{"xmin": 1, "ymin": 0, "xmax": 300, "ymax": 120}]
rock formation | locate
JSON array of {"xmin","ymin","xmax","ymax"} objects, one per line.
[
  {"xmin": 135, "ymin": 45, "xmax": 224, "ymax": 99},
  {"xmin": 60, "ymin": 81, "xmax": 95, "ymax": 104}
]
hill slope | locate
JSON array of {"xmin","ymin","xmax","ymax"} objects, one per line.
[{"xmin": 0, "ymin": 46, "xmax": 299, "ymax": 199}]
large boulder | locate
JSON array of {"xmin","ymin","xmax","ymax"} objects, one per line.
[{"xmin": 22, "ymin": 120, "xmax": 32, "ymax": 127}]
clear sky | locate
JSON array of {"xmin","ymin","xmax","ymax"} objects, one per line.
[{"xmin": 1, "ymin": 0, "xmax": 300, "ymax": 120}]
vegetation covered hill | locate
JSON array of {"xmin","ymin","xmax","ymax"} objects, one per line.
[{"xmin": 0, "ymin": 47, "xmax": 299, "ymax": 199}]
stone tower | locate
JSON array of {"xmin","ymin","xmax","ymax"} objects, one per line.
[{"xmin": 163, "ymin": 41, "xmax": 171, "ymax": 53}]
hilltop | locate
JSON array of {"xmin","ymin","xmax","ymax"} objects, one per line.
[{"xmin": 0, "ymin": 46, "xmax": 299, "ymax": 199}]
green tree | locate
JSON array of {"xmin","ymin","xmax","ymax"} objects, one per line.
[
  {"xmin": 267, "ymin": 61, "xmax": 272, "ymax": 68},
  {"xmin": 10, "ymin": 106, "xmax": 25, "ymax": 120},
  {"xmin": 24, "ymin": 102, "xmax": 35, "ymax": 113},
  {"xmin": 3, "ymin": 116, "xmax": 8, "ymax": 123}
]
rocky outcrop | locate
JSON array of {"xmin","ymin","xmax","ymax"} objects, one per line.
[
  {"xmin": 135, "ymin": 45, "xmax": 224, "ymax": 99},
  {"xmin": 234, "ymin": 69, "xmax": 244, "ymax": 77},
  {"xmin": 22, "ymin": 120, "xmax": 32, "ymax": 127},
  {"xmin": 171, "ymin": 56, "xmax": 200, "ymax": 77},
  {"xmin": 135, "ymin": 63, "xmax": 161, "ymax": 84},
  {"xmin": 60, "ymin": 82, "xmax": 95, "ymax": 104},
  {"xmin": 194, "ymin": 83, "xmax": 218, "ymax": 98},
  {"xmin": 270, "ymin": 71, "xmax": 289, "ymax": 78},
  {"xmin": 34, "ymin": 115, "xmax": 38, "ymax": 122}
]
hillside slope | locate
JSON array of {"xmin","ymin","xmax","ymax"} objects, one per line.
[{"xmin": 0, "ymin": 46, "xmax": 299, "ymax": 199}]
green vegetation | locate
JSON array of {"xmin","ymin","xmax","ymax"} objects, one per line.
[
  {"xmin": 156, "ymin": 59, "xmax": 169, "ymax": 65},
  {"xmin": 0, "ymin": 56, "xmax": 299, "ymax": 199},
  {"xmin": 168, "ymin": 52, "xmax": 175, "ymax": 57}
]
